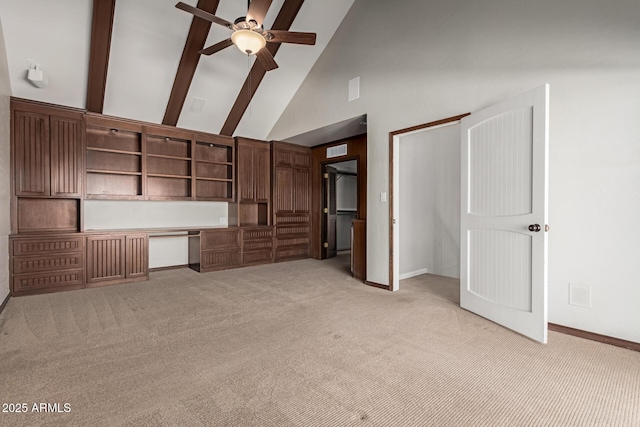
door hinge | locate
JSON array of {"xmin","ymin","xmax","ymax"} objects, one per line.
[
  {"xmin": 323, "ymin": 242, "xmax": 329, "ymax": 248},
  {"xmin": 323, "ymin": 207, "xmax": 328, "ymax": 213},
  {"xmin": 324, "ymin": 173, "xmax": 329, "ymax": 179}
]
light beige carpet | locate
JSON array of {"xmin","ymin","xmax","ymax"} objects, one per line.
[{"xmin": 0, "ymin": 255, "xmax": 638, "ymax": 426}]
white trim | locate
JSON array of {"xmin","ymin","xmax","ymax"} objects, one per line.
[{"xmin": 399, "ymin": 268, "xmax": 429, "ymax": 280}]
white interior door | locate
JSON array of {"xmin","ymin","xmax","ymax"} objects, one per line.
[{"xmin": 460, "ymin": 84, "xmax": 549, "ymax": 343}]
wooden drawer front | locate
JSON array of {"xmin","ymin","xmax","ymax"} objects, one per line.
[
  {"xmin": 202, "ymin": 229, "xmax": 240, "ymax": 250},
  {"xmin": 201, "ymin": 249, "xmax": 241, "ymax": 270},
  {"xmin": 12, "ymin": 236, "xmax": 84, "ymax": 256},
  {"xmin": 13, "ymin": 269, "xmax": 84, "ymax": 293},
  {"xmin": 243, "ymin": 250, "xmax": 273, "ymax": 265},
  {"xmin": 275, "ymin": 246, "xmax": 309, "ymax": 261},
  {"xmin": 242, "ymin": 227, "xmax": 273, "ymax": 241},
  {"xmin": 276, "ymin": 225, "xmax": 310, "ymax": 237},
  {"xmin": 243, "ymin": 240, "xmax": 273, "ymax": 252},
  {"xmin": 276, "ymin": 237, "xmax": 310, "ymax": 247},
  {"xmin": 13, "ymin": 253, "xmax": 84, "ymax": 274},
  {"xmin": 275, "ymin": 214, "xmax": 310, "ymax": 225}
]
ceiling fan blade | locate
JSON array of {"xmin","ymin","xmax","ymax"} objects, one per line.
[
  {"xmin": 199, "ymin": 38, "xmax": 234, "ymax": 55},
  {"xmin": 176, "ymin": 2, "xmax": 234, "ymax": 29},
  {"xmin": 255, "ymin": 48, "xmax": 278, "ymax": 71},
  {"xmin": 246, "ymin": 0, "xmax": 273, "ymax": 26},
  {"xmin": 265, "ymin": 30, "xmax": 316, "ymax": 45}
]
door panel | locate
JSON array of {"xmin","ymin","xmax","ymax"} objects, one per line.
[
  {"xmin": 238, "ymin": 145, "xmax": 255, "ymax": 202},
  {"xmin": 324, "ymin": 166, "xmax": 337, "ymax": 258},
  {"xmin": 294, "ymin": 168, "xmax": 310, "ymax": 213},
  {"xmin": 274, "ymin": 167, "xmax": 294, "ymax": 213},
  {"xmin": 50, "ymin": 116, "xmax": 83, "ymax": 197},
  {"xmin": 461, "ymin": 84, "xmax": 549, "ymax": 343},
  {"xmin": 126, "ymin": 234, "xmax": 148, "ymax": 278},
  {"xmin": 255, "ymin": 146, "xmax": 270, "ymax": 203},
  {"xmin": 14, "ymin": 111, "xmax": 50, "ymax": 196}
]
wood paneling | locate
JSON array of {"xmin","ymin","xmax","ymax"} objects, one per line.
[
  {"xmin": 163, "ymin": 0, "xmax": 220, "ymax": 126},
  {"xmin": 310, "ymin": 134, "xmax": 367, "ymax": 260},
  {"xmin": 351, "ymin": 219, "xmax": 366, "ymax": 281},
  {"xmin": 17, "ymin": 198, "xmax": 79, "ymax": 233},
  {"xmin": 202, "ymin": 229, "xmax": 240, "ymax": 249},
  {"xmin": 86, "ymin": 0, "xmax": 117, "ymax": 113},
  {"xmin": 14, "ymin": 111, "xmax": 50, "ymax": 196},
  {"xmin": 10, "ymin": 234, "xmax": 86, "ymax": 296},
  {"xmin": 50, "ymin": 116, "xmax": 83, "ymax": 197},
  {"xmin": 294, "ymin": 168, "xmax": 310, "ymax": 213},
  {"xmin": 220, "ymin": 0, "xmax": 305, "ymax": 136},
  {"xmin": 86, "ymin": 235, "xmax": 126, "ymax": 283},
  {"xmin": 274, "ymin": 167, "xmax": 294, "ymax": 213},
  {"xmin": 126, "ymin": 234, "xmax": 148, "ymax": 278},
  {"xmin": 201, "ymin": 249, "xmax": 241, "ymax": 270}
]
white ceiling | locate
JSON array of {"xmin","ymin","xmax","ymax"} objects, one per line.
[{"xmin": 0, "ymin": 0, "xmax": 355, "ymax": 139}]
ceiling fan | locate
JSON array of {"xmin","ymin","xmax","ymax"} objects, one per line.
[{"xmin": 176, "ymin": 0, "xmax": 317, "ymax": 71}]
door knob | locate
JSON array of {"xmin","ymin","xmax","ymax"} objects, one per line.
[{"xmin": 528, "ymin": 224, "xmax": 541, "ymax": 232}]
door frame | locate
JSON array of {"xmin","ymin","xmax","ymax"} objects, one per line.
[
  {"xmin": 310, "ymin": 134, "xmax": 367, "ymax": 261},
  {"xmin": 388, "ymin": 113, "xmax": 470, "ymax": 291}
]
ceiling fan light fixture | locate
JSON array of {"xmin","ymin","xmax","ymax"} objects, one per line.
[{"xmin": 231, "ymin": 29, "xmax": 266, "ymax": 55}]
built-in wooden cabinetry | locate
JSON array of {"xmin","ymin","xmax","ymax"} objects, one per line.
[
  {"xmin": 9, "ymin": 234, "xmax": 86, "ymax": 296},
  {"xmin": 271, "ymin": 141, "xmax": 311, "ymax": 262},
  {"xmin": 12, "ymin": 100, "xmax": 83, "ymax": 199},
  {"xmin": 84, "ymin": 114, "xmax": 234, "ymax": 201},
  {"xmin": 9, "ymin": 98, "xmax": 314, "ymax": 297},
  {"xmin": 190, "ymin": 228, "xmax": 242, "ymax": 272},
  {"xmin": 86, "ymin": 233, "xmax": 149, "ymax": 286}
]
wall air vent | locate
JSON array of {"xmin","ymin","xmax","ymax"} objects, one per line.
[{"xmin": 327, "ymin": 144, "xmax": 347, "ymax": 159}]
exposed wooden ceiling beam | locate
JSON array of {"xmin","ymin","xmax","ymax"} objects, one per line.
[
  {"xmin": 163, "ymin": 0, "xmax": 220, "ymax": 126},
  {"xmin": 220, "ymin": 0, "xmax": 305, "ymax": 136},
  {"xmin": 86, "ymin": 0, "xmax": 117, "ymax": 113}
]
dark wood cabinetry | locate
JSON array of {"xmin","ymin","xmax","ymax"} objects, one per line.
[
  {"xmin": 86, "ymin": 233, "xmax": 148, "ymax": 286},
  {"xmin": 190, "ymin": 228, "xmax": 241, "ymax": 272},
  {"xmin": 12, "ymin": 100, "xmax": 83, "ymax": 198},
  {"xmin": 272, "ymin": 142, "xmax": 311, "ymax": 262},
  {"xmin": 10, "ymin": 234, "xmax": 85, "ymax": 295},
  {"xmin": 241, "ymin": 226, "xmax": 274, "ymax": 265},
  {"xmin": 234, "ymin": 138, "xmax": 271, "ymax": 226}
]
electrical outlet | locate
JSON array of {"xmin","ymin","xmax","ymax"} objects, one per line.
[
  {"xmin": 380, "ymin": 192, "xmax": 387, "ymax": 202},
  {"xmin": 219, "ymin": 217, "xmax": 227, "ymax": 226},
  {"xmin": 569, "ymin": 283, "xmax": 591, "ymax": 308}
]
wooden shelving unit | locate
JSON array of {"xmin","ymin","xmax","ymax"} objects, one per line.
[
  {"xmin": 85, "ymin": 118, "xmax": 144, "ymax": 199},
  {"xmin": 194, "ymin": 134, "xmax": 235, "ymax": 201},
  {"xmin": 146, "ymin": 131, "xmax": 192, "ymax": 199}
]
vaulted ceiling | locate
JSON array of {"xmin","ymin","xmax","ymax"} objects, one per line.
[{"xmin": 0, "ymin": 0, "xmax": 355, "ymax": 139}]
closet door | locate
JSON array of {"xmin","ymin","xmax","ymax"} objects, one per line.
[{"xmin": 14, "ymin": 110, "xmax": 50, "ymax": 196}]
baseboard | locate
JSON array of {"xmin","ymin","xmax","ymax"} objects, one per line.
[
  {"xmin": 0, "ymin": 293, "xmax": 10, "ymax": 316},
  {"xmin": 399, "ymin": 268, "xmax": 428, "ymax": 280},
  {"xmin": 365, "ymin": 281, "xmax": 390, "ymax": 291},
  {"xmin": 149, "ymin": 264, "xmax": 189, "ymax": 272},
  {"xmin": 548, "ymin": 323, "xmax": 640, "ymax": 353}
]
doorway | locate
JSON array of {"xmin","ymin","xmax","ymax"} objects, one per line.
[
  {"xmin": 323, "ymin": 160, "xmax": 358, "ymax": 260},
  {"xmin": 389, "ymin": 114, "xmax": 470, "ymax": 291},
  {"xmin": 310, "ymin": 134, "xmax": 367, "ymax": 280}
]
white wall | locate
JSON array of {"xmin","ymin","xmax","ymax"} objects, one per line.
[
  {"xmin": 0, "ymin": 19, "xmax": 11, "ymax": 302},
  {"xmin": 399, "ymin": 124, "xmax": 459, "ymax": 280},
  {"xmin": 268, "ymin": 0, "xmax": 640, "ymax": 343}
]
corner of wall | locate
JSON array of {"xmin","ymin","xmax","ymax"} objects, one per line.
[{"xmin": 0, "ymin": 18, "xmax": 13, "ymax": 302}]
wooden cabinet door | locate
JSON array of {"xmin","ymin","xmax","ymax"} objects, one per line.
[
  {"xmin": 294, "ymin": 168, "xmax": 310, "ymax": 213},
  {"xmin": 274, "ymin": 167, "xmax": 294, "ymax": 214},
  {"xmin": 14, "ymin": 110, "xmax": 50, "ymax": 196},
  {"xmin": 86, "ymin": 235, "xmax": 126, "ymax": 283},
  {"xmin": 50, "ymin": 116, "xmax": 83, "ymax": 197},
  {"xmin": 237, "ymin": 145, "xmax": 255, "ymax": 202},
  {"xmin": 254, "ymin": 145, "xmax": 270, "ymax": 203},
  {"xmin": 126, "ymin": 234, "xmax": 148, "ymax": 279}
]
